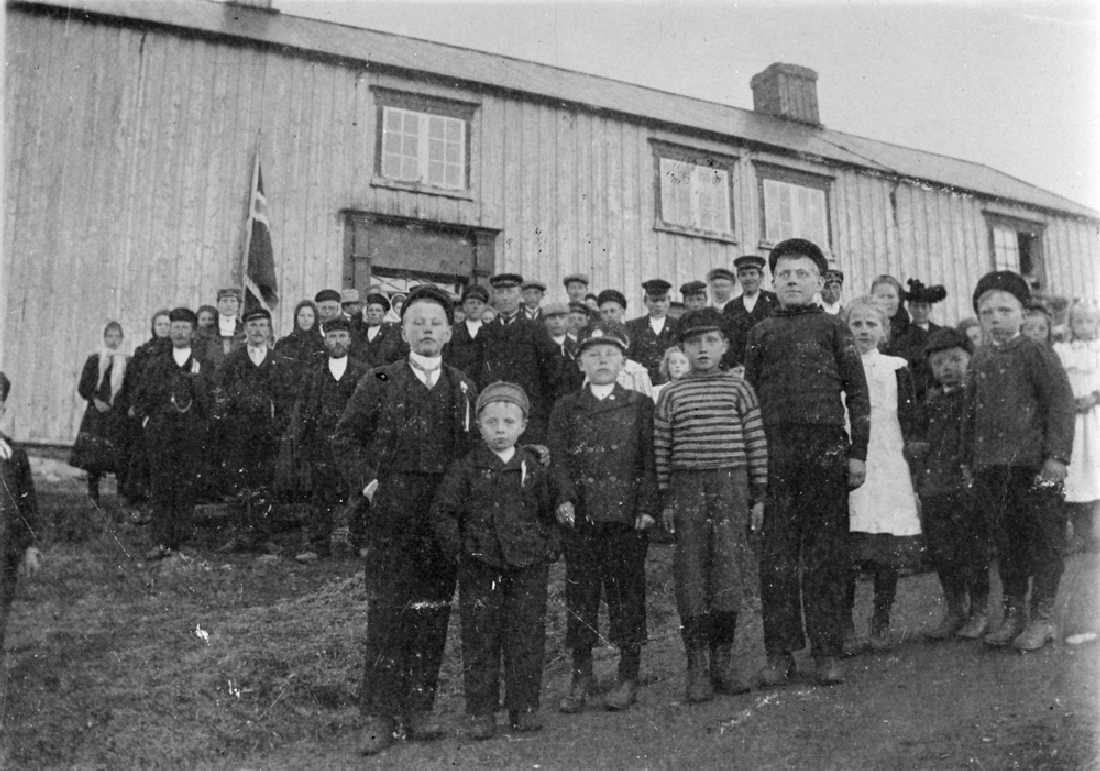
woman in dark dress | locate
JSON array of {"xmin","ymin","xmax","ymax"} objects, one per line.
[
  {"xmin": 120, "ymin": 310, "xmax": 172, "ymax": 504},
  {"xmin": 272, "ymin": 300, "xmax": 325, "ymax": 501},
  {"xmin": 274, "ymin": 300, "xmax": 325, "ymax": 371},
  {"xmin": 70, "ymin": 322, "xmax": 130, "ymax": 504}
]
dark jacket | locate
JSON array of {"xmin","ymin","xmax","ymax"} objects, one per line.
[
  {"xmin": 625, "ymin": 315, "xmax": 680, "ymax": 385},
  {"xmin": 917, "ymin": 385, "xmax": 968, "ymax": 497},
  {"xmin": 297, "ymin": 356, "xmax": 370, "ymax": 458},
  {"xmin": 744, "ymin": 304, "xmax": 871, "ymax": 460},
  {"xmin": 548, "ymin": 384, "xmax": 657, "ymax": 524},
  {"xmin": 962, "ymin": 334, "xmax": 1075, "ymax": 470},
  {"xmin": 195, "ymin": 323, "xmax": 246, "ymax": 379},
  {"xmin": 221, "ymin": 347, "xmax": 296, "ymax": 437},
  {"xmin": 446, "ymin": 320, "xmax": 485, "ymax": 380},
  {"xmin": 0, "ymin": 433, "xmax": 38, "ymax": 558},
  {"xmin": 432, "ymin": 443, "xmax": 557, "ymax": 568},
  {"xmin": 723, "ymin": 290, "xmax": 780, "ymax": 368},
  {"xmin": 71, "ymin": 353, "xmax": 129, "ymax": 472},
  {"xmin": 134, "ymin": 348, "xmax": 214, "ymax": 428},
  {"xmin": 550, "ymin": 335, "xmax": 584, "ymax": 401},
  {"xmin": 479, "ymin": 315, "xmax": 560, "ymax": 421},
  {"xmin": 351, "ymin": 323, "xmax": 407, "ymax": 369}
]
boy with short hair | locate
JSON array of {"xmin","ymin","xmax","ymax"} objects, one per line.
[
  {"xmin": 655, "ymin": 308, "xmax": 767, "ymax": 702},
  {"xmin": 550, "ymin": 322, "xmax": 657, "ymax": 713},
  {"xmin": 964, "ymin": 271, "xmax": 1075, "ymax": 651},
  {"xmin": 431, "ymin": 382, "xmax": 557, "ymax": 740},
  {"xmin": 744, "ymin": 237, "xmax": 870, "ymax": 687}
]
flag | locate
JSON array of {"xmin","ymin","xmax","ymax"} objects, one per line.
[{"xmin": 243, "ymin": 149, "xmax": 278, "ymax": 311}]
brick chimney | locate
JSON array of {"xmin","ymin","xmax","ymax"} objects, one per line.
[{"xmin": 750, "ymin": 63, "xmax": 820, "ymax": 126}]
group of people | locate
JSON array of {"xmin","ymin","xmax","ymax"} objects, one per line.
[{"xmin": 1, "ymin": 235, "xmax": 1096, "ymax": 755}]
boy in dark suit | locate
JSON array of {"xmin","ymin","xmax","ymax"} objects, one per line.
[
  {"xmin": 626, "ymin": 279, "xmax": 680, "ymax": 385},
  {"xmin": 446, "ymin": 284, "xmax": 490, "ymax": 380},
  {"xmin": 723, "ymin": 255, "xmax": 780, "ymax": 369},
  {"xmin": 550, "ymin": 322, "xmax": 657, "ymax": 713},
  {"xmin": 351, "ymin": 292, "xmax": 406, "ymax": 368}
]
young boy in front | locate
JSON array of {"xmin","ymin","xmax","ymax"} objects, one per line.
[
  {"xmin": 549, "ymin": 321, "xmax": 657, "ymax": 713},
  {"xmin": 964, "ymin": 271, "xmax": 1075, "ymax": 651},
  {"xmin": 431, "ymin": 382, "xmax": 558, "ymax": 740},
  {"xmin": 744, "ymin": 238, "xmax": 870, "ymax": 687},
  {"xmin": 655, "ymin": 308, "xmax": 767, "ymax": 702}
]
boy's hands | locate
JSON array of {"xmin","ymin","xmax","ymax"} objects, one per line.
[
  {"xmin": 847, "ymin": 459, "xmax": 866, "ymax": 490},
  {"xmin": 634, "ymin": 513, "xmax": 655, "ymax": 531},
  {"xmin": 22, "ymin": 546, "xmax": 41, "ymax": 578},
  {"xmin": 556, "ymin": 501, "xmax": 576, "ymax": 528},
  {"xmin": 94, "ymin": 398, "xmax": 111, "ymax": 413},
  {"xmin": 362, "ymin": 479, "xmax": 379, "ymax": 503},
  {"xmin": 661, "ymin": 504, "xmax": 676, "ymax": 535},
  {"xmin": 524, "ymin": 444, "xmax": 551, "ymax": 467},
  {"xmin": 1075, "ymin": 394, "xmax": 1097, "ymax": 413},
  {"xmin": 749, "ymin": 501, "xmax": 765, "ymax": 534},
  {"xmin": 1039, "ymin": 458, "xmax": 1067, "ymax": 485}
]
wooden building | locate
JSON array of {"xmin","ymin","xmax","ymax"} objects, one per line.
[{"xmin": 4, "ymin": 0, "xmax": 1099, "ymax": 445}]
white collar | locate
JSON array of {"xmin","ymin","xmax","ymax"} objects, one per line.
[
  {"xmin": 648, "ymin": 316, "xmax": 666, "ymax": 333},
  {"xmin": 491, "ymin": 446, "xmax": 516, "ymax": 464},
  {"xmin": 367, "ymin": 325, "xmax": 381, "ymax": 341},
  {"xmin": 328, "ymin": 355, "xmax": 348, "ymax": 379},
  {"xmin": 465, "ymin": 318, "xmax": 482, "ymax": 335},
  {"xmin": 172, "ymin": 346, "xmax": 192, "ymax": 366},
  {"xmin": 551, "ymin": 334, "xmax": 567, "ymax": 346},
  {"xmin": 589, "ymin": 383, "xmax": 615, "ymax": 400},
  {"xmin": 409, "ymin": 352, "xmax": 442, "ymax": 371},
  {"xmin": 217, "ymin": 314, "xmax": 237, "ymax": 336}
]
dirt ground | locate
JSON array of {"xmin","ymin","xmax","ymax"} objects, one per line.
[{"xmin": 2, "ymin": 466, "xmax": 1098, "ymax": 769}]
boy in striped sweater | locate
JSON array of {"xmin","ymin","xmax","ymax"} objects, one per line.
[{"xmin": 655, "ymin": 308, "xmax": 767, "ymax": 703}]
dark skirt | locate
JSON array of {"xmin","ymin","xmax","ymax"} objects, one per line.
[
  {"xmin": 69, "ymin": 403, "xmax": 127, "ymax": 474},
  {"xmin": 850, "ymin": 532, "xmax": 923, "ymax": 570}
]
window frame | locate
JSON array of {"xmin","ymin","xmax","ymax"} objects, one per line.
[
  {"xmin": 371, "ymin": 88, "xmax": 478, "ymax": 200},
  {"xmin": 755, "ymin": 163, "xmax": 833, "ymax": 252},
  {"xmin": 650, "ymin": 140, "xmax": 739, "ymax": 244},
  {"xmin": 983, "ymin": 211, "xmax": 1046, "ymax": 289}
]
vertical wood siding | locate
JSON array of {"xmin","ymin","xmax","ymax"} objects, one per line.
[{"xmin": 5, "ymin": 9, "xmax": 1098, "ymax": 443}]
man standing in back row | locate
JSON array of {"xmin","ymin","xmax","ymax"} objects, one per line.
[
  {"xmin": 724, "ymin": 255, "xmax": 780, "ymax": 369},
  {"xmin": 626, "ymin": 279, "xmax": 679, "ymax": 386}
]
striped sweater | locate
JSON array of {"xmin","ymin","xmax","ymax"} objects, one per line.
[{"xmin": 654, "ymin": 369, "xmax": 768, "ymax": 500}]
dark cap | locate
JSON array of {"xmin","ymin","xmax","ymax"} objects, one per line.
[
  {"xmin": 680, "ymin": 280, "xmax": 708, "ymax": 297},
  {"xmin": 578, "ymin": 321, "xmax": 630, "ymax": 352},
  {"xmin": 972, "ymin": 270, "xmax": 1030, "ymax": 313},
  {"xmin": 563, "ymin": 273, "xmax": 590, "ymax": 287},
  {"xmin": 489, "ymin": 273, "xmax": 524, "ymax": 288},
  {"xmin": 906, "ymin": 279, "xmax": 947, "ymax": 304},
  {"xmin": 402, "ymin": 284, "xmax": 455, "ymax": 324},
  {"xmin": 0, "ymin": 371, "xmax": 9, "ymax": 402},
  {"xmin": 678, "ymin": 308, "xmax": 727, "ymax": 342},
  {"xmin": 734, "ymin": 255, "xmax": 766, "ymax": 272},
  {"xmin": 314, "ymin": 289, "xmax": 341, "ymax": 304},
  {"xmin": 521, "ymin": 280, "xmax": 547, "ymax": 292},
  {"xmin": 324, "ymin": 317, "xmax": 351, "ymax": 333},
  {"xmin": 242, "ymin": 309, "xmax": 271, "ymax": 324},
  {"xmin": 364, "ymin": 292, "xmax": 391, "ymax": 311},
  {"xmin": 168, "ymin": 307, "xmax": 197, "ymax": 325},
  {"xmin": 768, "ymin": 238, "xmax": 828, "ymax": 275},
  {"xmin": 823, "ymin": 269, "xmax": 845, "ymax": 284},
  {"xmin": 642, "ymin": 278, "xmax": 671, "ymax": 296},
  {"xmin": 477, "ymin": 380, "xmax": 531, "ymax": 416},
  {"xmin": 596, "ymin": 289, "xmax": 627, "ymax": 309},
  {"xmin": 568, "ymin": 301, "xmax": 590, "ymax": 314},
  {"xmin": 461, "ymin": 284, "xmax": 490, "ymax": 303},
  {"xmin": 216, "ymin": 288, "xmax": 242, "ymax": 301},
  {"xmin": 707, "ymin": 268, "xmax": 735, "ymax": 283},
  {"xmin": 924, "ymin": 327, "xmax": 973, "ymax": 358}
]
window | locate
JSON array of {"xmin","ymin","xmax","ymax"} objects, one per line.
[
  {"xmin": 985, "ymin": 213, "xmax": 1045, "ymax": 289},
  {"xmin": 652, "ymin": 142, "xmax": 736, "ymax": 240},
  {"xmin": 372, "ymin": 89, "xmax": 477, "ymax": 195},
  {"xmin": 756, "ymin": 165, "xmax": 832, "ymax": 249}
]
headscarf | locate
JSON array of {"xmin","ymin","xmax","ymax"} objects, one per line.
[{"xmin": 97, "ymin": 321, "xmax": 128, "ymax": 404}]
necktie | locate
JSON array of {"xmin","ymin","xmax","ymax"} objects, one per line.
[{"xmin": 410, "ymin": 358, "xmax": 440, "ymax": 388}]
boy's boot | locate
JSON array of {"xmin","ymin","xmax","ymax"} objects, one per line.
[
  {"xmin": 357, "ymin": 715, "xmax": 395, "ymax": 755},
  {"xmin": 509, "ymin": 707, "xmax": 542, "ymax": 732},
  {"xmin": 757, "ymin": 652, "xmax": 795, "ymax": 688},
  {"xmin": 1014, "ymin": 595, "xmax": 1056, "ymax": 651},
  {"xmin": 868, "ymin": 568, "xmax": 898, "ymax": 651},
  {"xmin": 956, "ymin": 589, "xmax": 990, "ymax": 639},
  {"xmin": 925, "ymin": 584, "xmax": 966, "ymax": 640},
  {"xmin": 559, "ymin": 649, "xmax": 593, "ymax": 713},
  {"xmin": 984, "ymin": 597, "xmax": 1028, "ymax": 647},
  {"xmin": 841, "ymin": 615, "xmax": 861, "ymax": 657},
  {"xmin": 682, "ymin": 616, "xmax": 714, "ymax": 703},
  {"xmin": 605, "ymin": 645, "xmax": 641, "ymax": 710},
  {"xmin": 709, "ymin": 612, "xmax": 750, "ymax": 695},
  {"xmin": 467, "ymin": 713, "xmax": 495, "ymax": 741},
  {"xmin": 86, "ymin": 475, "xmax": 100, "ymax": 506},
  {"xmin": 814, "ymin": 655, "xmax": 844, "ymax": 686}
]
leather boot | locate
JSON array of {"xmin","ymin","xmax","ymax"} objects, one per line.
[
  {"xmin": 357, "ymin": 715, "xmax": 395, "ymax": 755},
  {"xmin": 757, "ymin": 652, "xmax": 794, "ymax": 689},
  {"xmin": 710, "ymin": 643, "xmax": 751, "ymax": 695},
  {"xmin": 467, "ymin": 713, "xmax": 495, "ymax": 741},
  {"xmin": 868, "ymin": 609, "xmax": 893, "ymax": 652},
  {"xmin": 925, "ymin": 585, "xmax": 966, "ymax": 640},
  {"xmin": 559, "ymin": 651, "xmax": 592, "ymax": 713},
  {"xmin": 685, "ymin": 645, "xmax": 714, "ymax": 703},
  {"xmin": 605, "ymin": 646, "xmax": 640, "ymax": 710},
  {"xmin": 956, "ymin": 590, "xmax": 990, "ymax": 639},
  {"xmin": 984, "ymin": 598, "xmax": 1028, "ymax": 647},
  {"xmin": 814, "ymin": 655, "xmax": 844, "ymax": 686},
  {"xmin": 1014, "ymin": 596, "xmax": 1056, "ymax": 651},
  {"xmin": 405, "ymin": 711, "xmax": 445, "ymax": 741},
  {"xmin": 841, "ymin": 616, "xmax": 862, "ymax": 657},
  {"xmin": 86, "ymin": 476, "xmax": 100, "ymax": 505}
]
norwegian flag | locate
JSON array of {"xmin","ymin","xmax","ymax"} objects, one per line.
[{"xmin": 243, "ymin": 148, "xmax": 278, "ymax": 311}]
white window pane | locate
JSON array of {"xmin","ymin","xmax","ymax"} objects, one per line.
[
  {"xmin": 384, "ymin": 107, "xmax": 403, "ymax": 130},
  {"xmin": 427, "ymin": 160, "xmax": 445, "ymax": 184},
  {"xmin": 402, "ymin": 136, "xmax": 418, "ymax": 156},
  {"xmin": 382, "ymin": 154, "xmax": 402, "ymax": 179},
  {"xmin": 445, "ymin": 165, "xmax": 460, "ymax": 188},
  {"xmin": 445, "ymin": 143, "xmax": 460, "ymax": 163},
  {"xmin": 445, "ymin": 119, "xmax": 461, "ymax": 142},
  {"xmin": 383, "ymin": 132, "xmax": 402, "ymax": 153},
  {"xmin": 428, "ymin": 115, "xmax": 445, "ymax": 138},
  {"xmin": 402, "ymin": 158, "xmax": 419, "ymax": 180},
  {"xmin": 428, "ymin": 139, "xmax": 444, "ymax": 161},
  {"xmin": 403, "ymin": 112, "xmax": 419, "ymax": 133}
]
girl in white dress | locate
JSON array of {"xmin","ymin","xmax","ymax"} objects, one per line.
[
  {"xmin": 844, "ymin": 296, "xmax": 923, "ymax": 651},
  {"xmin": 1055, "ymin": 302, "xmax": 1100, "ymax": 552}
]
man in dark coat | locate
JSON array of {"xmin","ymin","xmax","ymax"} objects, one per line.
[
  {"xmin": 723, "ymin": 255, "xmax": 780, "ymax": 369},
  {"xmin": 218, "ymin": 309, "xmax": 295, "ymax": 552},
  {"xmin": 296, "ymin": 318, "xmax": 369, "ymax": 559},
  {"xmin": 479, "ymin": 273, "xmax": 560, "ymax": 444},
  {"xmin": 707, "ymin": 268, "xmax": 737, "ymax": 312},
  {"xmin": 626, "ymin": 279, "xmax": 680, "ymax": 385},
  {"xmin": 445, "ymin": 284, "xmax": 490, "ymax": 380},
  {"xmin": 135, "ymin": 308, "xmax": 214, "ymax": 559},
  {"xmin": 196, "ymin": 288, "xmax": 245, "ymax": 373},
  {"xmin": 332, "ymin": 285, "xmax": 478, "ymax": 756},
  {"xmin": 521, "ymin": 280, "xmax": 546, "ymax": 322},
  {"xmin": 680, "ymin": 280, "xmax": 709, "ymax": 312},
  {"xmin": 350, "ymin": 292, "xmax": 407, "ymax": 368},
  {"xmin": 820, "ymin": 269, "xmax": 844, "ymax": 315},
  {"xmin": 543, "ymin": 302, "xmax": 583, "ymax": 400}
]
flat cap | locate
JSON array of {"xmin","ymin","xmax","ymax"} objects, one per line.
[
  {"xmin": 522, "ymin": 280, "xmax": 547, "ymax": 292},
  {"xmin": 242, "ymin": 309, "xmax": 271, "ymax": 323},
  {"xmin": 314, "ymin": 289, "xmax": 341, "ymax": 304},
  {"xmin": 563, "ymin": 273, "xmax": 590, "ymax": 287},
  {"xmin": 489, "ymin": 272, "xmax": 524, "ymax": 288},
  {"xmin": 972, "ymin": 270, "xmax": 1030, "ymax": 312},
  {"xmin": 168, "ymin": 307, "xmax": 197, "ymax": 325},
  {"xmin": 924, "ymin": 327, "xmax": 973, "ymax": 358},
  {"xmin": 680, "ymin": 280, "xmax": 708, "ymax": 297},
  {"xmin": 642, "ymin": 278, "xmax": 671, "ymax": 295},
  {"xmin": 707, "ymin": 268, "xmax": 735, "ymax": 283},
  {"xmin": 596, "ymin": 289, "xmax": 627, "ymax": 309},
  {"xmin": 734, "ymin": 255, "xmax": 767, "ymax": 272},
  {"xmin": 678, "ymin": 308, "xmax": 727, "ymax": 341},
  {"xmin": 364, "ymin": 292, "xmax": 391, "ymax": 311},
  {"xmin": 578, "ymin": 321, "xmax": 630, "ymax": 352},
  {"xmin": 542, "ymin": 302, "xmax": 569, "ymax": 317},
  {"xmin": 461, "ymin": 284, "xmax": 490, "ymax": 303},
  {"xmin": 216, "ymin": 288, "xmax": 242, "ymax": 301},
  {"xmin": 340, "ymin": 289, "xmax": 360, "ymax": 304},
  {"xmin": 477, "ymin": 380, "xmax": 531, "ymax": 416},
  {"xmin": 568, "ymin": 301, "xmax": 591, "ymax": 314},
  {"xmin": 402, "ymin": 284, "xmax": 455, "ymax": 324},
  {"xmin": 823, "ymin": 269, "xmax": 845, "ymax": 284}
]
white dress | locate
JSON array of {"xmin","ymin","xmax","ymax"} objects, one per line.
[
  {"xmin": 1055, "ymin": 339, "xmax": 1100, "ymax": 502},
  {"xmin": 849, "ymin": 350, "xmax": 922, "ymax": 536}
]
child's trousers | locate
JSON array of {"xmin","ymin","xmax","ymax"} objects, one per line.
[
  {"xmin": 563, "ymin": 521, "xmax": 647, "ymax": 651},
  {"xmin": 458, "ymin": 556, "xmax": 548, "ymax": 716},
  {"xmin": 922, "ymin": 490, "xmax": 990, "ymax": 600},
  {"xmin": 668, "ymin": 467, "xmax": 751, "ymax": 620}
]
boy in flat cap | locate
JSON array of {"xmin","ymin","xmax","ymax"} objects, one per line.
[
  {"xmin": 218, "ymin": 308, "xmax": 296, "ymax": 553},
  {"xmin": 913, "ymin": 328, "xmax": 990, "ymax": 641},
  {"xmin": 563, "ymin": 273, "xmax": 590, "ymax": 306},
  {"xmin": 134, "ymin": 308, "xmax": 214, "ymax": 559},
  {"xmin": 820, "ymin": 270, "xmax": 844, "ymax": 315},
  {"xmin": 626, "ymin": 279, "xmax": 680, "ymax": 385},
  {"xmin": 723, "ymin": 255, "xmax": 779, "ymax": 369},
  {"xmin": 744, "ymin": 238, "xmax": 870, "ymax": 687},
  {"xmin": 333, "ymin": 285, "xmax": 478, "ymax": 755},
  {"xmin": 431, "ymin": 382, "xmax": 557, "ymax": 740},
  {"xmin": 568, "ymin": 301, "xmax": 592, "ymax": 339},
  {"xmin": 521, "ymin": 280, "xmax": 547, "ymax": 322},
  {"xmin": 351, "ymin": 293, "xmax": 407, "ymax": 368},
  {"xmin": 295, "ymin": 317, "xmax": 370, "ymax": 560},
  {"xmin": 963, "ymin": 270, "xmax": 1075, "ymax": 651},
  {"xmin": 706, "ymin": 268, "xmax": 737, "ymax": 312},
  {"xmin": 597, "ymin": 290, "xmax": 628, "ymax": 326},
  {"xmin": 479, "ymin": 274, "xmax": 560, "ymax": 444},
  {"xmin": 680, "ymin": 281, "xmax": 709, "ymax": 313},
  {"xmin": 656, "ymin": 308, "xmax": 766, "ymax": 702},
  {"xmin": 550, "ymin": 322, "xmax": 657, "ymax": 713},
  {"xmin": 446, "ymin": 284, "xmax": 490, "ymax": 380}
]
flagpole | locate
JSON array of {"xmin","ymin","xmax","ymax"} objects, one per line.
[{"xmin": 241, "ymin": 130, "xmax": 262, "ymax": 312}]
